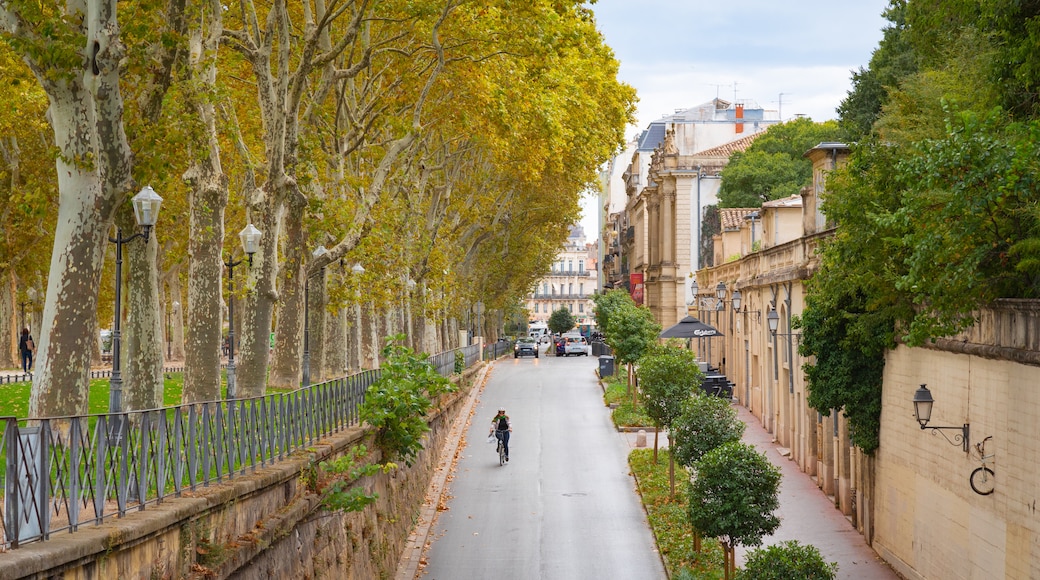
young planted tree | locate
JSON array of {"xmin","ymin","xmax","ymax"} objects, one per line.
[
  {"xmin": 604, "ymin": 300, "xmax": 661, "ymax": 399},
  {"xmin": 637, "ymin": 345, "xmax": 701, "ymax": 495},
  {"xmin": 688, "ymin": 441, "xmax": 781, "ymax": 580},
  {"xmin": 670, "ymin": 392, "xmax": 745, "ymax": 552}
]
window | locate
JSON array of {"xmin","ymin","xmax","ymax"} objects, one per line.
[
  {"xmin": 543, "ymin": 282, "xmax": 548, "ymax": 295},
  {"xmin": 579, "ymin": 259, "xmax": 584, "ymax": 273},
  {"xmin": 568, "ymin": 283, "xmax": 573, "ymax": 296},
  {"xmin": 568, "ymin": 260, "xmax": 574, "ymax": 273},
  {"xmin": 579, "ymin": 303, "xmax": 584, "ymax": 313},
  {"xmin": 579, "ymin": 283, "xmax": 584, "ymax": 296}
]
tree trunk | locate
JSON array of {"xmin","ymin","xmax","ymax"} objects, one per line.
[
  {"xmin": 122, "ymin": 210, "xmax": 164, "ymax": 412},
  {"xmin": 165, "ymin": 264, "xmax": 185, "ymax": 362},
  {"xmin": 2, "ymin": 271, "xmax": 17, "ymax": 368},
  {"xmin": 309, "ymin": 268, "xmax": 327, "ymax": 384},
  {"xmin": 324, "ymin": 305, "xmax": 346, "ymax": 378},
  {"xmin": 269, "ymin": 203, "xmax": 306, "ymax": 389},
  {"xmin": 236, "ymin": 194, "xmax": 280, "ymax": 397},
  {"xmin": 182, "ymin": 178, "xmax": 224, "ymax": 402},
  {"xmin": 181, "ymin": 0, "xmax": 227, "ymax": 402}
]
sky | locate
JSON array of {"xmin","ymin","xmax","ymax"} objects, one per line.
[{"xmin": 578, "ymin": 0, "xmax": 892, "ymax": 240}]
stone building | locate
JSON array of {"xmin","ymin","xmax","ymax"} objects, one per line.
[
  {"xmin": 526, "ymin": 225, "xmax": 597, "ymax": 325},
  {"xmin": 603, "ymin": 98, "xmax": 778, "ymax": 330},
  {"xmin": 698, "ymin": 141, "xmax": 1040, "ymax": 579}
]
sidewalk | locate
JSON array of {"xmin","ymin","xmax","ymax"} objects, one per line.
[{"xmin": 620, "ymin": 404, "xmax": 900, "ymax": 579}]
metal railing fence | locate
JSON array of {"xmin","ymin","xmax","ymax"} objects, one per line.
[{"xmin": 1, "ymin": 344, "xmax": 479, "ymax": 550}]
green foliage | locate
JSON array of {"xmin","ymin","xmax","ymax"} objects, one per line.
[
  {"xmin": 603, "ymin": 380, "xmax": 653, "ymax": 427},
  {"xmin": 603, "ymin": 301, "xmax": 661, "ymax": 366},
  {"xmin": 360, "ymin": 335, "xmax": 455, "ymax": 466},
  {"xmin": 717, "ymin": 118, "xmax": 844, "ymax": 208},
  {"xmin": 591, "ymin": 288, "xmax": 635, "ymax": 337},
  {"xmin": 629, "ymin": 449, "xmax": 725, "ymax": 579},
  {"xmin": 838, "ymin": 1, "xmax": 918, "ymax": 137},
  {"xmin": 688, "ymin": 442, "xmax": 781, "ymax": 550},
  {"xmin": 670, "ymin": 394, "xmax": 745, "ymax": 468},
  {"xmin": 454, "ymin": 350, "xmax": 465, "ymax": 374},
  {"xmin": 317, "ymin": 445, "xmax": 396, "ymax": 513},
  {"xmin": 736, "ymin": 541, "xmax": 838, "ymax": 580},
  {"xmin": 637, "ymin": 345, "xmax": 702, "ymax": 430},
  {"xmin": 547, "ymin": 307, "xmax": 577, "ymax": 335}
]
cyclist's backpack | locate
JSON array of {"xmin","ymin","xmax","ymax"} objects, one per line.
[{"xmin": 497, "ymin": 416, "xmax": 508, "ymax": 431}]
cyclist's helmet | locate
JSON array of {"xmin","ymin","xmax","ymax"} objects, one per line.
[{"xmin": 498, "ymin": 408, "xmax": 505, "ymax": 413}]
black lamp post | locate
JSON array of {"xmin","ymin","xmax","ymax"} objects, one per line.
[
  {"xmin": 224, "ymin": 223, "xmax": 262, "ymax": 400},
  {"xmin": 302, "ymin": 245, "xmax": 330, "ymax": 388},
  {"xmin": 109, "ymin": 185, "xmax": 163, "ymax": 416},
  {"xmin": 912, "ymin": 384, "xmax": 970, "ymax": 452}
]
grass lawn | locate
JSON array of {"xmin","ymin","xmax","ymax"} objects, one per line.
[
  {"xmin": 629, "ymin": 448, "xmax": 725, "ymax": 579},
  {"xmin": 0, "ymin": 372, "xmax": 189, "ymax": 418}
]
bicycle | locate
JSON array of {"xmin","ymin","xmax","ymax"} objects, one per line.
[
  {"xmin": 970, "ymin": 435, "xmax": 995, "ymax": 496},
  {"xmin": 495, "ymin": 429, "xmax": 508, "ymax": 466}
]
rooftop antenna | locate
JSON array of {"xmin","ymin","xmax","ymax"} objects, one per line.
[
  {"xmin": 778, "ymin": 92, "xmax": 792, "ymax": 121},
  {"xmin": 733, "ymin": 81, "xmax": 739, "ymax": 103}
]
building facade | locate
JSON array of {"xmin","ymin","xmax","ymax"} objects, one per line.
[
  {"xmin": 608, "ymin": 98, "xmax": 778, "ymax": 330},
  {"xmin": 697, "ymin": 142, "xmax": 1040, "ymax": 579},
  {"xmin": 527, "ymin": 226, "xmax": 597, "ymax": 325}
]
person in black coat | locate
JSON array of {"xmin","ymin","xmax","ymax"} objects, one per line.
[{"xmin": 18, "ymin": 327, "xmax": 34, "ymax": 373}]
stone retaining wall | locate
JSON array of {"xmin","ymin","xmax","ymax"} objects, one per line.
[{"xmin": 2, "ymin": 366, "xmax": 482, "ymax": 580}]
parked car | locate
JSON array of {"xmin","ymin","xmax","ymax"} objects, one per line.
[
  {"xmin": 563, "ymin": 335, "xmax": 590, "ymax": 356},
  {"xmin": 554, "ymin": 336, "xmax": 566, "ymax": 356},
  {"xmin": 514, "ymin": 337, "xmax": 539, "ymax": 358}
]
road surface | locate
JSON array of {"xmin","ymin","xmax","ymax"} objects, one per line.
[{"xmin": 420, "ymin": 347, "xmax": 665, "ymax": 580}]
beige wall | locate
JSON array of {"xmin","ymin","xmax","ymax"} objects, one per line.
[{"xmin": 876, "ymin": 339, "xmax": 1040, "ymax": 580}]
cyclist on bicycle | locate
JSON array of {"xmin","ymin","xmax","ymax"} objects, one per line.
[{"xmin": 489, "ymin": 408, "xmax": 511, "ymax": 462}]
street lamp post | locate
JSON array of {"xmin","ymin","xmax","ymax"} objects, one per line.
[
  {"xmin": 302, "ymin": 246, "xmax": 330, "ymax": 388},
  {"xmin": 108, "ymin": 186, "xmax": 163, "ymax": 419},
  {"xmin": 224, "ymin": 224, "xmax": 262, "ymax": 400}
]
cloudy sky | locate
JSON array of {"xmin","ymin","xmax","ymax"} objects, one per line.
[{"xmin": 579, "ymin": 0, "xmax": 891, "ymax": 238}]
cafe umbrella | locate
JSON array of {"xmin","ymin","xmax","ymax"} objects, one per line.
[{"xmin": 659, "ymin": 316, "xmax": 723, "ymax": 339}]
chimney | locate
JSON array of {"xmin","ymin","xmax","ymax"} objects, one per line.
[{"xmin": 735, "ymin": 103, "xmax": 744, "ymax": 134}]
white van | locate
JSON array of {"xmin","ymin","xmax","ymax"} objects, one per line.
[{"xmin": 529, "ymin": 323, "xmax": 550, "ymax": 343}]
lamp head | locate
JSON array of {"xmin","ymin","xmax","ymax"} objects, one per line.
[
  {"xmin": 239, "ymin": 223, "xmax": 262, "ymax": 260},
  {"xmin": 767, "ymin": 308, "xmax": 780, "ymax": 334},
  {"xmin": 716, "ymin": 282, "xmax": 727, "ymax": 300},
  {"xmin": 132, "ymin": 185, "xmax": 163, "ymax": 239},
  {"xmin": 731, "ymin": 290, "xmax": 742, "ymax": 312},
  {"xmin": 912, "ymin": 384, "xmax": 934, "ymax": 428}
]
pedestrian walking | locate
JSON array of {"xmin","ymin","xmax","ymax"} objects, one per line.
[{"xmin": 18, "ymin": 327, "xmax": 34, "ymax": 373}]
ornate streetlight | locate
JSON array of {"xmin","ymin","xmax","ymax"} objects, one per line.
[
  {"xmin": 224, "ymin": 223, "xmax": 262, "ymax": 400},
  {"xmin": 109, "ymin": 186, "xmax": 163, "ymax": 418}
]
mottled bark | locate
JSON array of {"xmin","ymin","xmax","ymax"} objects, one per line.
[
  {"xmin": 122, "ymin": 209, "xmax": 164, "ymax": 412},
  {"xmin": 163, "ymin": 263, "xmax": 185, "ymax": 362},
  {"xmin": 325, "ymin": 305, "xmax": 346, "ymax": 378},
  {"xmin": 309, "ymin": 270, "xmax": 327, "ymax": 383},
  {"xmin": 269, "ymin": 202, "xmax": 306, "ymax": 389},
  {"xmin": 182, "ymin": 0, "xmax": 227, "ymax": 402},
  {"xmin": 183, "ymin": 180, "xmax": 225, "ymax": 402},
  {"xmin": 2, "ymin": 272, "xmax": 16, "ymax": 368},
  {"xmin": 236, "ymin": 194, "xmax": 280, "ymax": 397}
]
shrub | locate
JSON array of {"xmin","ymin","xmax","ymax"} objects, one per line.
[{"xmin": 737, "ymin": 540, "xmax": 837, "ymax": 580}]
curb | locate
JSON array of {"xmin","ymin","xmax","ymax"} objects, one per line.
[{"xmin": 393, "ymin": 362, "xmax": 493, "ymax": 580}]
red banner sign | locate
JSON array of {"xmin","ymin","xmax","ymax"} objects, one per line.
[{"xmin": 630, "ymin": 273, "xmax": 644, "ymax": 305}]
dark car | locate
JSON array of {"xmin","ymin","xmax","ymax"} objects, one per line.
[
  {"xmin": 554, "ymin": 337, "xmax": 566, "ymax": 356},
  {"xmin": 514, "ymin": 337, "xmax": 539, "ymax": 358}
]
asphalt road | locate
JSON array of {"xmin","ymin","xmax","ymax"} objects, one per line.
[{"xmin": 420, "ymin": 346, "xmax": 666, "ymax": 580}]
